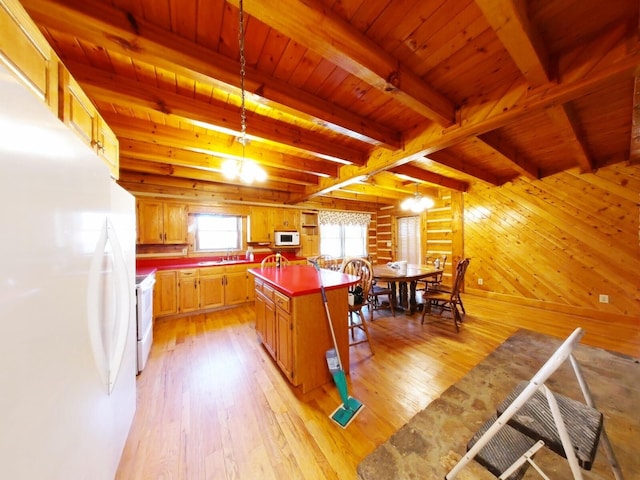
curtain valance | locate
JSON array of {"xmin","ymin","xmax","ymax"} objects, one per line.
[{"xmin": 319, "ymin": 211, "xmax": 371, "ymax": 226}]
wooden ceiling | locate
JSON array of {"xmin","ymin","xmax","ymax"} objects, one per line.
[{"xmin": 22, "ymin": 0, "xmax": 640, "ymax": 210}]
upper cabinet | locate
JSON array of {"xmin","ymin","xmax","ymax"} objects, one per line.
[
  {"xmin": 247, "ymin": 206, "xmax": 272, "ymax": 243},
  {"xmin": 272, "ymin": 209, "xmax": 299, "ymax": 231},
  {"xmin": 137, "ymin": 199, "xmax": 188, "ymax": 245},
  {"xmin": 0, "ymin": 0, "xmax": 59, "ymax": 116},
  {"xmin": 0, "ymin": 0, "xmax": 119, "ymax": 178},
  {"xmin": 59, "ymin": 69, "xmax": 119, "ymax": 178}
]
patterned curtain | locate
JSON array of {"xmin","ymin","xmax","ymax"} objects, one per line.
[{"xmin": 319, "ymin": 210, "xmax": 371, "ymax": 226}]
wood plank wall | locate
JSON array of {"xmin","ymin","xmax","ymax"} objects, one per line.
[{"xmin": 463, "ymin": 163, "xmax": 639, "ymax": 322}]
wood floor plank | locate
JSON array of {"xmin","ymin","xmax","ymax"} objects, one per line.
[{"xmin": 116, "ymin": 296, "xmax": 638, "ymax": 479}]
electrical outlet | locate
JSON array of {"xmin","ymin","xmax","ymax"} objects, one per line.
[
  {"xmin": 478, "ymin": 278, "xmax": 483, "ymax": 285},
  {"xmin": 599, "ymin": 294, "xmax": 609, "ymax": 304},
  {"xmin": 386, "ymin": 241, "xmax": 392, "ymax": 247}
]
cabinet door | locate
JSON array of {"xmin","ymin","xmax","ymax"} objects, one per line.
[
  {"xmin": 225, "ymin": 270, "xmax": 248, "ymax": 305},
  {"xmin": 263, "ymin": 299, "xmax": 276, "ymax": 359},
  {"xmin": 254, "ymin": 290, "xmax": 266, "ymax": 343},
  {"xmin": 154, "ymin": 270, "xmax": 178, "ymax": 317},
  {"xmin": 60, "ymin": 70, "xmax": 97, "ymax": 149},
  {"xmin": 178, "ymin": 270, "xmax": 199, "ymax": 313},
  {"xmin": 0, "ymin": 0, "xmax": 59, "ymax": 115},
  {"xmin": 301, "ymin": 233, "xmax": 319, "ymax": 257},
  {"xmin": 273, "ymin": 209, "xmax": 299, "ymax": 230},
  {"xmin": 276, "ymin": 308, "xmax": 293, "ymax": 379},
  {"xmin": 199, "ymin": 273, "xmax": 224, "ymax": 310},
  {"xmin": 137, "ymin": 199, "xmax": 164, "ymax": 244},
  {"xmin": 163, "ymin": 202, "xmax": 188, "ymax": 244},
  {"xmin": 95, "ymin": 114, "xmax": 119, "ymax": 179},
  {"xmin": 247, "ymin": 206, "xmax": 272, "ymax": 243}
]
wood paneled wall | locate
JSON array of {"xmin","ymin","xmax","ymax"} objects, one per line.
[{"xmin": 463, "ymin": 163, "xmax": 639, "ymax": 322}]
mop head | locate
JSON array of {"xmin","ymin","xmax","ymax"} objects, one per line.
[{"xmin": 329, "ymin": 396, "xmax": 364, "ymax": 429}]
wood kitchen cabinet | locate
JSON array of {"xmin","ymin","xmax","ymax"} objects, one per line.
[
  {"xmin": 274, "ymin": 290, "xmax": 293, "ymax": 378},
  {"xmin": 247, "ymin": 206, "xmax": 272, "ymax": 243},
  {"xmin": 0, "ymin": 0, "xmax": 59, "ymax": 116},
  {"xmin": 137, "ymin": 199, "xmax": 188, "ymax": 245},
  {"xmin": 225, "ymin": 265, "xmax": 251, "ymax": 305},
  {"xmin": 154, "ymin": 270, "xmax": 178, "ymax": 317},
  {"xmin": 178, "ymin": 269, "xmax": 199, "ymax": 313},
  {"xmin": 199, "ymin": 266, "xmax": 225, "ymax": 310},
  {"xmin": 272, "ymin": 209, "xmax": 299, "ymax": 231},
  {"xmin": 59, "ymin": 68, "xmax": 120, "ymax": 179}
]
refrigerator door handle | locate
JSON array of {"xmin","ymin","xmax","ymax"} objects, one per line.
[{"xmin": 87, "ymin": 217, "xmax": 132, "ymax": 394}]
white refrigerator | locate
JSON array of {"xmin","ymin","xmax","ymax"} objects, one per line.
[{"xmin": 0, "ymin": 62, "xmax": 136, "ymax": 479}]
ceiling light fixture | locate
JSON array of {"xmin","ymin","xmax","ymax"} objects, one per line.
[
  {"xmin": 221, "ymin": 0, "xmax": 266, "ymax": 184},
  {"xmin": 400, "ymin": 183, "xmax": 434, "ymax": 213}
]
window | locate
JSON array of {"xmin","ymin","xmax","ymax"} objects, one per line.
[
  {"xmin": 320, "ymin": 223, "xmax": 367, "ymax": 258},
  {"xmin": 397, "ymin": 216, "xmax": 421, "ymax": 264},
  {"xmin": 193, "ymin": 214, "xmax": 241, "ymax": 252}
]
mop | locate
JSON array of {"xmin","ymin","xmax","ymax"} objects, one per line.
[{"xmin": 311, "ymin": 260, "xmax": 364, "ymax": 428}]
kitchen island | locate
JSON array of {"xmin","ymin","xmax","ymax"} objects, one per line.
[{"xmin": 249, "ymin": 265, "xmax": 359, "ymax": 393}]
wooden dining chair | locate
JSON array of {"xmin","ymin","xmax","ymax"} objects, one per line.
[
  {"xmin": 421, "ymin": 258, "xmax": 470, "ymax": 332},
  {"xmin": 261, "ymin": 254, "xmax": 290, "ymax": 268},
  {"xmin": 341, "ymin": 257, "xmax": 375, "ymax": 354},
  {"xmin": 369, "ymin": 280, "xmax": 395, "ymax": 320},
  {"xmin": 312, "ymin": 254, "xmax": 342, "ymax": 271}
]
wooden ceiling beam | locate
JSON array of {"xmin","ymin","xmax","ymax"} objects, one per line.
[
  {"xmin": 106, "ymin": 114, "xmax": 339, "ymax": 178},
  {"xmin": 20, "ymin": 0, "xmax": 402, "ymax": 149},
  {"xmin": 293, "ymin": 24, "xmax": 640, "ymax": 203},
  {"xmin": 233, "ymin": 0, "xmax": 456, "ymax": 126},
  {"xmin": 477, "ymin": 0, "xmax": 594, "ymax": 173},
  {"xmin": 67, "ymin": 62, "xmax": 366, "ymax": 164},
  {"xmin": 120, "ymin": 157, "xmax": 306, "ymax": 192},
  {"xmin": 119, "ymin": 141, "xmax": 320, "ymax": 186},
  {"xmin": 389, "ymin": 164, "xmax": 470, "ymax": 191},
  {"xmin": 475, "ymin": 0, "xmax": 551, "ymax": 85},
  {"xmin": 543, "ymin": 104, "xmax": 594, "ymax": 172},
  {"xmin": 118, "ymin": 172, "xmax": 294, "ymax": 203},
  {"xmin": 478, "ymin": 131, "xmax": 539, "ymax": 180}
]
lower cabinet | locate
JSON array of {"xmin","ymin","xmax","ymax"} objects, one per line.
[
  {"xmin": 154, "ymin": 263, "xmax": 259, "ymax": 318},
  {"xmin": 254, "ymin": 279, "xmax": 291, "ymax": 376},
  {"xmin": 154, "ymin": 270, "xmax": 178, "ymax": 317},
  {"xmin": 178, "ymin": 269, "xmax": 199, "ymax": 313}
]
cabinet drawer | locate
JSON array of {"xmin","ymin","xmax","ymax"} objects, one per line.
[
  {"xmin": 179, "ymin": 269, "xmax": 197, "ymax": 278},
  {"xmin": 263, "ymin": 283, "xmax": 275, "ymax": 301},
  {"xmin": 273, "ymin": 290, "xmax": 290, "ymax": 313},
  {"xmin": 198, "ymin": 266, "xmax": 224, "ymax": 276},
  {"xmin": 254, "ymin": 278, "xmax": 263, "ymax": 294}
]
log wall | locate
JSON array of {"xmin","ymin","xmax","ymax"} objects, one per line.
[{"xmin": 463, "ymin": 163, "xmax": 639, "ymax": 322}]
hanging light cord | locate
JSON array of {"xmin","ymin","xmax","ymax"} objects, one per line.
[{"xmin": 238, "ymin": 0, "xmax": 247, "ymax": 154}]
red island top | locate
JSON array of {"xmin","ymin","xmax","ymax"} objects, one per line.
[{"xmin": 248, "ymin": 265, "xmax": 358, "ymax": 297}]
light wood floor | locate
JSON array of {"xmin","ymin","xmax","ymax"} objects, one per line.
[{"xmin": 116, "ymin": 296, "xmax": 639, "ymax": 480}]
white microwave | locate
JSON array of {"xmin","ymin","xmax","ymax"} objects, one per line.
[{"xmin": 274, "ymin": 231, "xmax": 300, "ymax": 246}]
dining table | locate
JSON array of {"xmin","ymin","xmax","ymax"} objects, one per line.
[{"xmin": 372, "ymin": 264, "xmax": 443, "ymax": 315}]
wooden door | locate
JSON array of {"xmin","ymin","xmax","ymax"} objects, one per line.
[
  {"xmin": 254, "ymin": 290, "xmax": 266, "ymax": 343},
  {"xmin": 163, "ymin": 202, "xmax": 188, "ymax": 244},
  {"xmin": 247, "ymin": 206, "xmax": 272, "ymax": 243},
  {"xmin": 154, "ymin": 270, "xmax": 178, "ymax": 317},
  {"xmin": 264, "ymin": 298, "xmax": 276, "ymax": 359},
  {"xmin": 178, "ymin": 270, "xmax": 199, "ymax": 313},
  {"xmin": 137, "ymin": 199, "xmax": 164, "ymax": 244},
  {"xmin": 199, "ymin": 270, "xmax": 224, "ymax": 310},
  {"xmin": 276, "ymin": 307, "xmax": 293, "ymax": 379},
  {"xmin": 224, "ymin": 269, "xmax": 248, "ymax": 305}
]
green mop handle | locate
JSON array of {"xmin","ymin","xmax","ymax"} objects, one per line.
[{"xmin": 310, "ymin": 260, "xmax": 344, "ymax": 372}]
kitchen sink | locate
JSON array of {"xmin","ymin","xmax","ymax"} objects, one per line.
[{"xmin": 198, "ymin": 260, "xmax": 245, "ymax": 266}]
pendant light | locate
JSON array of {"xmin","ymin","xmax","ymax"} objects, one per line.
[
  {"xmin": 400, "ymin": 183, "xmax": 434, "ymax": 213},
  {"xmin": 221, "ymin": 0, "xmax": 267, "ymax": 184}
]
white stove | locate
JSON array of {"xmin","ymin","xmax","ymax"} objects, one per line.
[{"xmin": 135, "ymin": 272, "xmax": 155, "ymax": 374}]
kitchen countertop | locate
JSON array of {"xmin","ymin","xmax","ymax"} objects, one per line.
[
  {"xmin": 249, "ymin": 265, "xmax": 359, "ymax": 297},
  {"xmin": 136, "ymin": 254, "xmax": 306, "ymax": 278}
]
